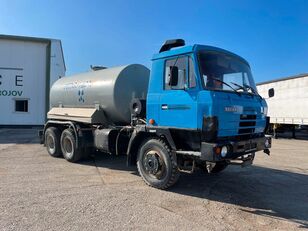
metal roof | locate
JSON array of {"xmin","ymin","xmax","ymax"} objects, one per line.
[{"xmin": 257, "ymin": 73, "xmax": 308, "ymax": 85}]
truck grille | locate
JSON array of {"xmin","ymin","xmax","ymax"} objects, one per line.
[
  {"xmin": 239, "ymin": 114, "xmax": 256, "ymax": 135},
  {"xmin": 240, "ymin": 114, "xmax": 256, "ymax": 120},
  {"xmin": 239, "ymin": 121, "xmax": 256, "ymax": 127},
  {"xmin": 239, "ymin": 128, "xmax": 255, "ymax": 134}
]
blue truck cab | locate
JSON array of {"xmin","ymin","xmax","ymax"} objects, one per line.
[{"xmin": 135, "ymin": 39, "xmax": 273, "ymax": 187}]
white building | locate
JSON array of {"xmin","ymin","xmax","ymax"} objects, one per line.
[{"xmin": 0, "ymin": 34, "xmax": 66, "ymax": 126}]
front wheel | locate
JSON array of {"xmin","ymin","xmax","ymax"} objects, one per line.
[{"xmin": 137, "ymin": 138, "xmax": 180, "ymax": 189}]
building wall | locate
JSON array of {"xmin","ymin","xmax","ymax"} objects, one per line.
[
  {"xmin": 50, "ymin": 40, "xmax": 66, "ymax": 85},
  {"xmin": 0, "ymin": 37, "xmax": 65, "ymax": 125}
]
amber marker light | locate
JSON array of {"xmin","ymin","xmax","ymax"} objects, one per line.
[
  {"xmin": 149, "ymin": 119, "xmax": 155, "ymax": 125},
  {"xmin": 214, "ymin": 147, "xmax": 221, "ymax": 155}
]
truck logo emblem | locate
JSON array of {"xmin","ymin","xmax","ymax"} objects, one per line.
[{"xmin": 224, "ymin": 106, "xmax": 237, "ymax": 112}]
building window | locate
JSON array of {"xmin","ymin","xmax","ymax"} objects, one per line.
[{"xmin": 15, "ymin": 100, "xmax": 28, "ymax": 112}]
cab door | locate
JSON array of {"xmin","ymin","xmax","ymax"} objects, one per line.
[{"xmin": 159, "ymin": 56, "xmax": 198, "ymax": 129}]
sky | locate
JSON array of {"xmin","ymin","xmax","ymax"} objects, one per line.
[{"xmin": 1, "ymin": 0, "xmax": 308, "ymax": 83}]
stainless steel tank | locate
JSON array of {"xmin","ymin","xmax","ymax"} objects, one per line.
[{"xmin": 50, "ymin": 64, "xmax": 150, "ymax": 125}]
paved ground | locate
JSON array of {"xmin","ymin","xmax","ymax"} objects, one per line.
[{"xmin": 0, "ymin": 129, "xmax": 307, "ymax": 231}]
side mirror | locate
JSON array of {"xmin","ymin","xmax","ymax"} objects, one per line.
[
  {"xmin": 169, "ymin": 66, "xmax": 178, "ymax": 86},
  {"xmin": 268, "ymin": 88, "xmax": 274, "ymax": 98}
]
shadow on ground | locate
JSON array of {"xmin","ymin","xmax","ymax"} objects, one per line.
[
  {"xmin": 274, "ymin": 130, "xmax": 308, "ymax": 141},
  {"xmin": 0, "ymin": 129, "xmax": 40, "ymax": 144},
  {"xmin": 80, "ymin": 152, "xmax": 308, "ymax": 228},
  {"xmin": 79, "ymin": 152, "xmax": 137, "ymax": 172},
  {"xmin": 171, "ymin": 166, "xmax": 308, "ymax": 229}
]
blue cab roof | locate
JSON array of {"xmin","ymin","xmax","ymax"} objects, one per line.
[{"xmin": 152, "ymin": 44, "xmax": 249, "ymax": 66}]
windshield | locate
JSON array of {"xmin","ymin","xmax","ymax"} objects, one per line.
[{"xmin": 198, "ymin": 51, "xmax": 257, "ymax": 94}]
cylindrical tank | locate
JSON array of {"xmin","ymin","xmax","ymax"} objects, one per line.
[{"xmin": 50, "ymin": 64, "xmax": 150, "ymax": 125}]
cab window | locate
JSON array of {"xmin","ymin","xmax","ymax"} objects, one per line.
[
  {"xmin": 188, "ymin": 57, "xmax": 196, "ymax": 88},
  {"xmin": 164, "ymin": 57, "xmax": 187, "ymax": 90}
]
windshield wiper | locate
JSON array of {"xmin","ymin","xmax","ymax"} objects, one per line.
[
  {"xmin": 231, "ymin": 82, "xmax": 259, "ymax": 97},
  {"xmin": 231, "ymin": 82, "xmax": 262, "ymax": 99},
  {"xmin": 210, "ymin": 77, "xmax": 241, "ymax": 96},
  {"xmin": 243, "ymin": 84, "xmax": 262, "ymax": 98},
  {"xmin": 230, "ymin": 82, "xmax": 246, "ymax": 92},
  {"xmin": 243, "ymin": 84, "xmax": 262, "ymax": 99},
  {"xmin": 231, "ymin": 82, "xmax": 263, "ymax": 100}
]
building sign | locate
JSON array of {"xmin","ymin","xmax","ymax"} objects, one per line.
[
  {"xmin": 0, "ymin": 72, "xmax": 24, "ymax": 97},
  {"xmin": 0, "ymin": 90, "xmax": 23, "ymax": 96}
]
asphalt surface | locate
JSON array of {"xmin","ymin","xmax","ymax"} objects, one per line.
[{"xmin": 0, "ymin": 129, "xmax": 308, "ymax": 231}]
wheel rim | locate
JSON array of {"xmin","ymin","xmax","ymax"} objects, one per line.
[
  {"xmin": 46, "ymin": 134, "xmax": 55, "ymax": 153},
  {"xmin": 143, "ymin": 150, "xmax": 166, "ymax": 180},
  {"xmin": 63, "ymin": 136, "xmax": 73, "ymax": 158}
]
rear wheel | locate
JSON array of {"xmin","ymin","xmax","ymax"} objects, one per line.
[
  {"xmin": 137, "ymin": 138, "xmax": 180, "ymax": 189},
  {"xmin": 60, "ymin": 128, "xmax": 83, "ymax": 163},
  {"xmin": 45, "ymin": 127, "xmax": 62, "ymax": 157}
]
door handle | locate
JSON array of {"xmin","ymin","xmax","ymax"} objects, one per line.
[{"xmin": 161, "ymin": 104, "xmax": 191, "ymax": 110}]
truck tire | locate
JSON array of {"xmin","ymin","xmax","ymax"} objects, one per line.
[
  {"xmin": 137, "ymin": 138, "xmax": 180, "ymax": 189},
  {"xmin": 45, "ymin": 127, "xmax": 62, "ymax": 157},
  {"xmin": 60, "ymin": 128, "xmax": 82, "ymax": 163}
]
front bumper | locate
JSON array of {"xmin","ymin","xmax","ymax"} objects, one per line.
[{"xmin": 200, "ymin": 135, "xmax": 271, "ymax": 161}]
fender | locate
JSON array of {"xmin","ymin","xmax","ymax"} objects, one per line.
[
  {"xmin": 43, "ymin": 120, "xmax": 80, "ymax": 148},
  {"xmin": 148, "ymin": 127, "xmax": 176, "ymax": 150},
  {"xmin": 126, "ymin": 125, "xmax": 177, "ymax": 166}
]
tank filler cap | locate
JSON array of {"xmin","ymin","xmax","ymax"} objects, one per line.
[
  {"xmin": 90, "ymin": 65, "xmax": 107, "ymax": 71},
  {"xmin": 159, "ymin": 39, "xmax": 185, "ymax": 53}
]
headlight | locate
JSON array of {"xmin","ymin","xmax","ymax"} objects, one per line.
[{"xmin": 221, "ymin": 146, "xmax": 228, "ymax": 157}]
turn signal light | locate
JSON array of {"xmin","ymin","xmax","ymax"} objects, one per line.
[
  {"xmin": 149, "ymin": 119, "xmax": 155, "ymax": 125},
  {"xmin": 214, "ymin": 147, "xmax": 221, "ymax": 155}
]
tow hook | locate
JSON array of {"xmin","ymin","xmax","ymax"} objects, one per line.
[
  {"xmin": 263, "ymin": 149, "xmax": 270, "ymax": 156},
  {"xmin": 229, "ymin": 153, "xmax": 255, "ymax": 167},
  {"xmin": 206, "ymin": 162, "xmax": 216, "ymax": 173}
]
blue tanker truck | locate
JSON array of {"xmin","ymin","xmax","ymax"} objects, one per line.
[{"xmin": 41, "ymin": 39, "xmax": 274, "ymax": 189}]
